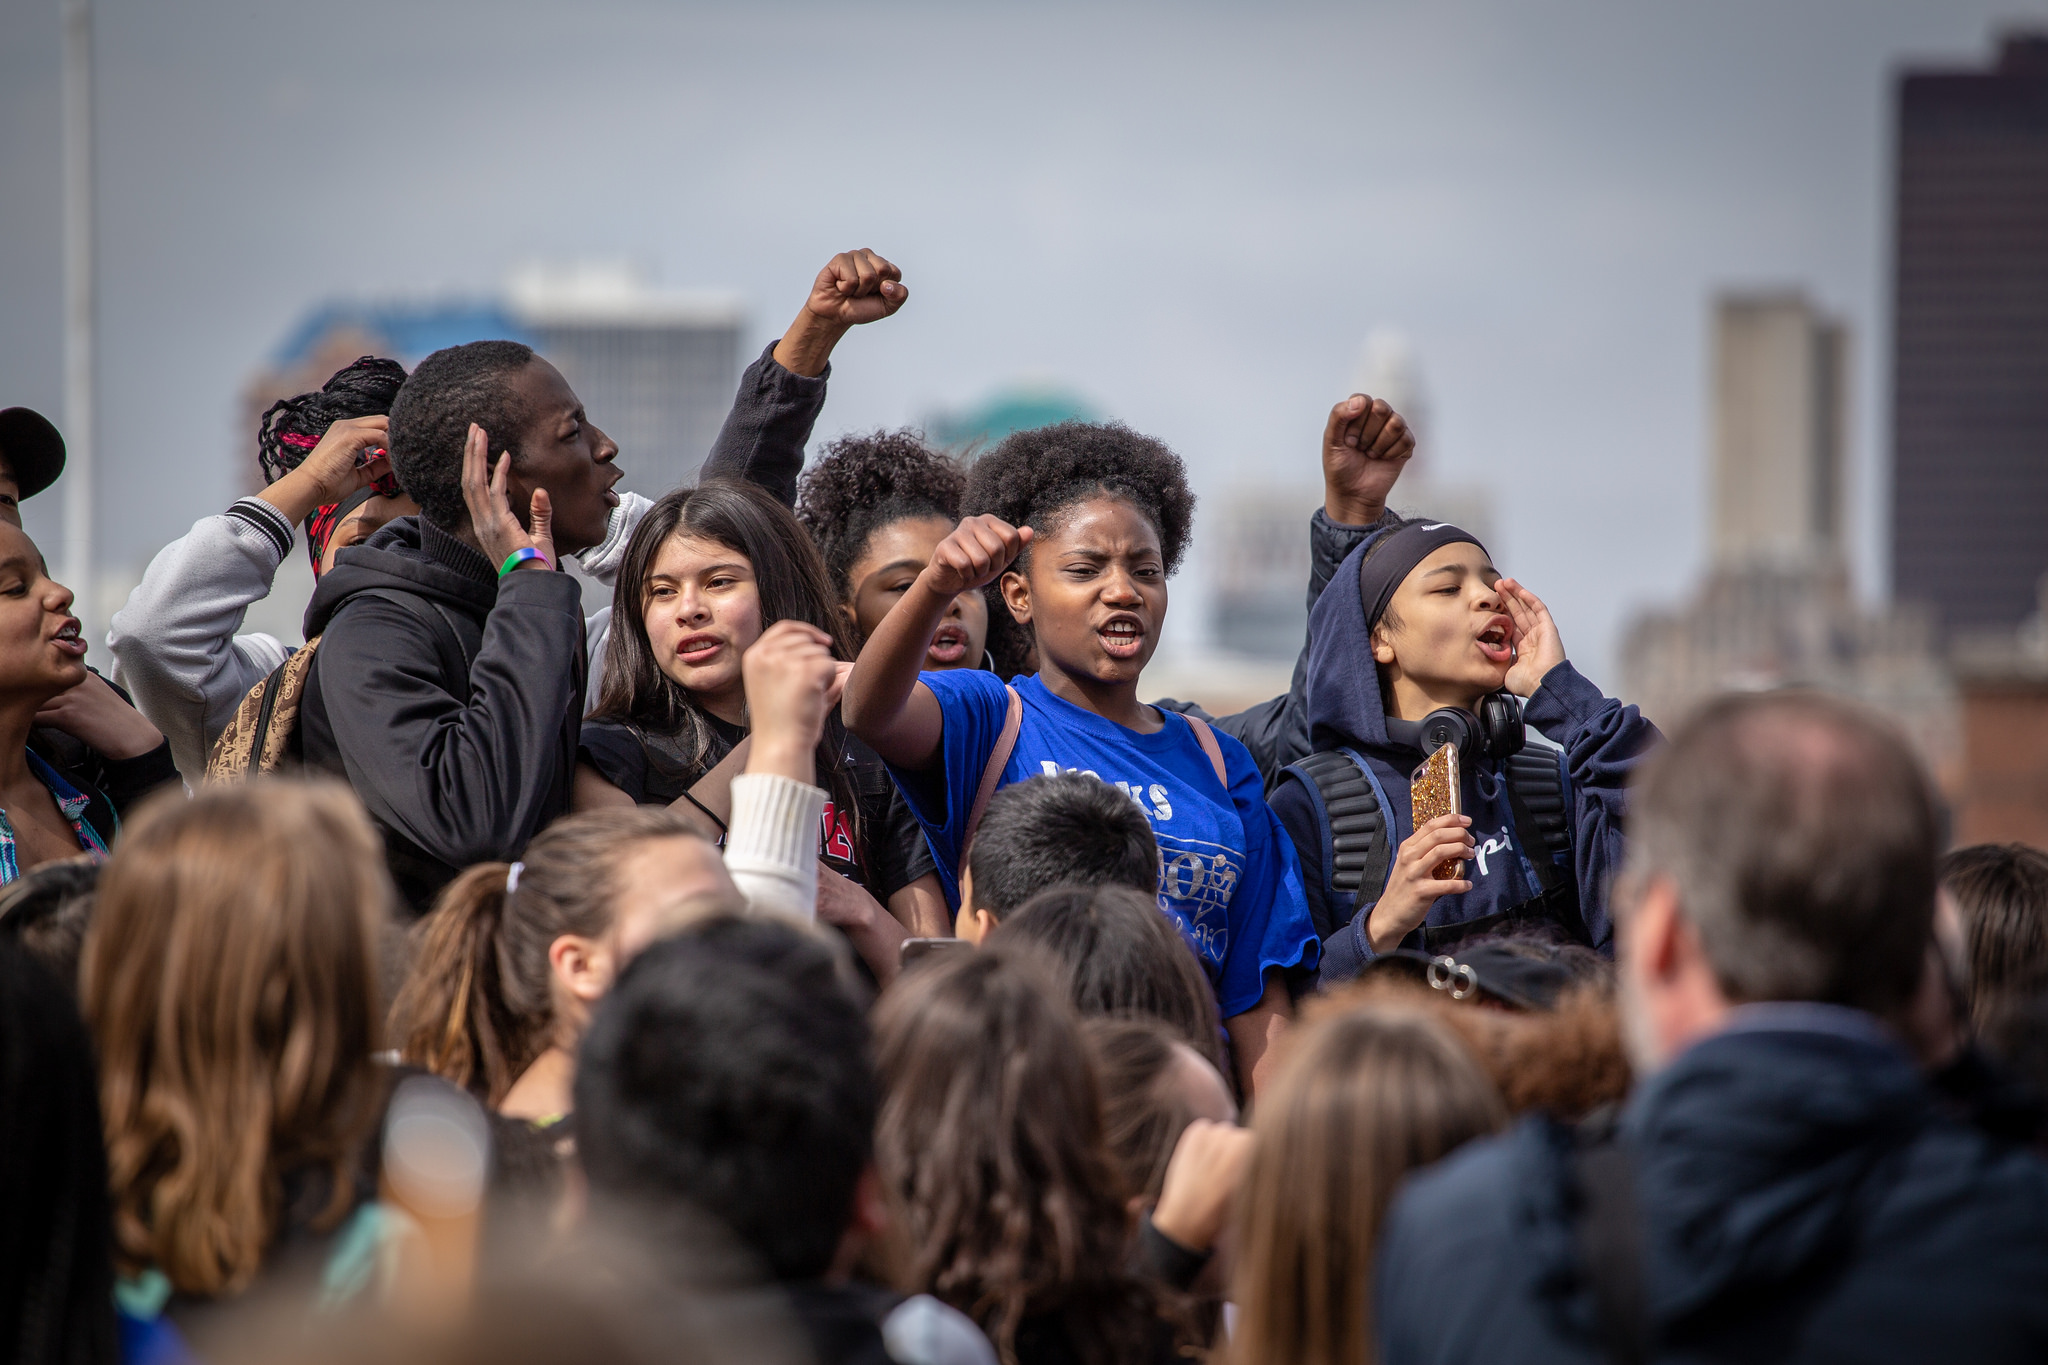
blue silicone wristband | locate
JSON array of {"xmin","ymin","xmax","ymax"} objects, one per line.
[{"xmin": 498, "ymin": 547, "xmax": 549, "ymax": 578}]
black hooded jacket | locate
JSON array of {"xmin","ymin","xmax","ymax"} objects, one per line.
[
  {"xmin": 1376, "ymin": 1009, "xmax": 2048, "ymax": 1365},
  {"xmin": 300, "ymin": 518, "xmax": 585, "ymax": 912}
]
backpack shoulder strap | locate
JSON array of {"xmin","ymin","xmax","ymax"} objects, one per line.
[
  {"xmin": 1276, "ymin": 747, "xmax": 1395, "ymax": 917},
  {"xmin": 961, "ymin": 686, "xmax": 1023, "ymax": 856},
  {"xmin": 206, "ymin": 642, "xmax": 315, "ymax": 784},
  {"xmin": 1505, "ymin": 741, "xmax": 1572, "ymax": 863},
  {"xmin": 353, "ymin": 589, "xmax": 477, "ymax": 692},
  {"xmin": 1179, "ymin": 712, "xmax": 1230, "ymax": 787}
]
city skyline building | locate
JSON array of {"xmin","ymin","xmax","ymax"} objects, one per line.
[
  {"xmin": 1622, "ymin": 293, "xmax": 1957, "ymax": 783},
  {"xmin": 1891, "ymin": 33, "xmax": 2048, "ymax": 641},
  {"xmin": 1709, "ymin": 292, "xmax": 1847, "ymax": 569},
  {"xmin": 244, "ymin": 263, "xmax": 744, "ymax": 501}
]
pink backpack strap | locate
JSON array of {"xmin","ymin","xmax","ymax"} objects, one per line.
[
  {"xmin": 1181, "ymin": 712, "xmax": 1230, "ymax": 788},
  {"xmin": 963, "ymin": 686, "xmax": 1024, "ymax": 856}
]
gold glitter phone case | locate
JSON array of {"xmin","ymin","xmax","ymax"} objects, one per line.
[{"xmin": 1410, "ymin": 744, "xmax": 1463, "ymax": 880}]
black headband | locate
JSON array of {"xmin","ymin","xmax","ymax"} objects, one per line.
[{"xmin": 1357, "ymin": 521, "xmax": 1489, "ymax": 632}]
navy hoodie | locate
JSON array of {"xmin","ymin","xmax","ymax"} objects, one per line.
[
  {"xmin": 1270, "ymin": 534, "xmax": 1657, "ymax": 977},
  {"xmin": 1376, "ymin": 1010, "xmax": 2048, "ymax": 1364}
]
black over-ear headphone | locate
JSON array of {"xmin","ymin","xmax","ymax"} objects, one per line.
[{"xmin": 1384, "ymin": 691, "xmax": 1525, "ymax": 764}]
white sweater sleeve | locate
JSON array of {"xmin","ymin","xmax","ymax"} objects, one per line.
[
  {"xmin": 722, "ymin": 772, "xmax": 824, "ymax": 924},
  {"xmin": 107, "ymin": 499, "xmax": 295, "ymax": 780},
  {"xmin": 576, "ymin": 492, "xmax": 649, "ymax": 715}
]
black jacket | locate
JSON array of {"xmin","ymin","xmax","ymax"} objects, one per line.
[
  {"xmin": 703, "ymin": 340, "xmax": 832, "ymax": 502},
  {"xmin": 1376, "ymin": 1008, "xmax": 2048, "ymax": 1364},
  {"xmin": 300, "ymin": 519, "xmax": 586, "ymax": 912}
]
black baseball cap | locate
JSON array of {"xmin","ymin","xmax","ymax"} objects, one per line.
[
  {"xmin": 1363, "ymin": 943, "xmax": 1577, "ymax": 1012},
  {"xmin": 0, "ymin": 408, "xmax": 66, "ymax": 500}
]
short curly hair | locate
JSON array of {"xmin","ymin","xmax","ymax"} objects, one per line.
[
  {"xmin": 796, "ymin": 429, "xmax": 965, "ymax": 600},
  {"xmin": 962, "ymin": 421, "xmax": 1195, "ymax": 576},
  {"xmin": 387, "ymin": 340, "xmax": 537, "ymax": 532}
]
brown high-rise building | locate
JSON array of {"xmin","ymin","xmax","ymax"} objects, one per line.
[{"xmin": 1891, "ymin": 34, "xmax": 2048, "ymax": 640}]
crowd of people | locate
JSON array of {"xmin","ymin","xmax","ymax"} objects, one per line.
[{"xmin": 2, "ymin": 248, "xmax": 2047, "ymax": 1365}]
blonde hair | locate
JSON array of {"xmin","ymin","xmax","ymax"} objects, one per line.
[
  {"xmin": 82, "ymin": 780, "xmax": 390, "ymax": 1297},
  {"xmin": 1228, "ymin": 1001, "xmax": 1507, "ymax": 1365}
]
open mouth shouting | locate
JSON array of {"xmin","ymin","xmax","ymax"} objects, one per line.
[
  {"xmin": 1097, "ymin": 613, "xmax": 1147, "ymax": 661},
  {"xmin": 1476, "ymin": 615, "xmax": 1514, "ymax": 666},
  {"xmin": 53, "ymin": 617, "xmax": 87, "ymax": 658},
  {"xmin": 674, "ymin": 632, "xmax": 724, "ymax": 667},
  {"xmin": 927, "ymin": 621, "xmax": 971, "ymax": 666}
]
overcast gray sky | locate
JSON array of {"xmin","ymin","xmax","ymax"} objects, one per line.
[{"xmin": 2, "ymin": 0, "xmax": 2039, "ymax": 681}]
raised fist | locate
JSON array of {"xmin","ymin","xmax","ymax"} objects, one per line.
[
  {"xmin": 1322, "ymin": 393, "xmax": 1415, "ymax": 527},
  {"xmin": 741, "ymin": 620, "xmax": 842, "ymax": 780},
  {"xmin": 919, "ymin": 515, "xmax": 1032, "ymax": 598},
  {"xmin": 803, "ymin": 248, "xmax": 908, "ymax": 328}
]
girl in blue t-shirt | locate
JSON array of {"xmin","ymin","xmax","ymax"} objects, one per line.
[{"xmin": 843, "ymin": 421, "xmax": 1318, "ymax": 1094}]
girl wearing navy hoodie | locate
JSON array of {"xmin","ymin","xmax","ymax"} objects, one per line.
[{"xmin": 1270, "ymin": 520, "xmax": 1659, "ymax": 981}]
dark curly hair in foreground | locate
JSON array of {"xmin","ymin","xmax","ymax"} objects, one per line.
[
  {"xmin": 962, "ymin": 420, "xmax": 1196, "ymax": 576},
  {"xmin": 255, "ymin": 355, "xmax": 408, "ymax": 486},
  {"xmin": 796, "ymin": 429, "xmax": 965, "ymax": 600},
  {"xmin": 388, "ymin": 340, "xmax": 537, "ymax": 531}
]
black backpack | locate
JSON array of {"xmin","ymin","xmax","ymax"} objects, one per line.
[{"xmin": 1276, "ymin": 739, "xmax": 1589, "ymax": 951}]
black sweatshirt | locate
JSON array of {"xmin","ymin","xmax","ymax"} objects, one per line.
[{"xmin": 300, "ymin": 520, "xmax": 585, "ymax": 913}]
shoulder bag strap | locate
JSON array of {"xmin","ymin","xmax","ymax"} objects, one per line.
[
  {"xmin": 243, "ymin": 654, "xmax": 292, "ymax": 778},
  {"xmin": 353, "ymin": 590, "xmax": 476, "ymax": 693},
  {"xmin": 961, "ymin": 686, "xmax": 1023, "ymax": 857},
  {"xmin": 1179, "ymin": 712, "xmax": 1230, "ymax": 787}
]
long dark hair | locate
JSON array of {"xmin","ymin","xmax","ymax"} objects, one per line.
[
  {"xmin": 592, "ymin": 481, "xmax": 860, "ymax": 825},
  {"xmin": 873, "ymin": 945, "xmax": 1172, "ymax": 1365}
]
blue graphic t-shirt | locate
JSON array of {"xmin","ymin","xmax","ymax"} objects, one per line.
[{"xmin": 894, "ymin": 670, "xmax": 1319, "ymax": 1018}]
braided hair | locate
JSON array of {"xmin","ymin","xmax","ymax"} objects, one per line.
[
  {"xmin": 256, "ymin": 356, "xmax": 407, "ymax": 485},
  {"xmin": 795, "ymin": 429, "xmax": 966, "ymax": 601},
  {"xmin": 254, "ymin": 356, "xmax": 407, "ymax": 570}
]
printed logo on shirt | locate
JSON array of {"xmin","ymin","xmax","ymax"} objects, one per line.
[
  {"xmin": 1039, "ymin": 760, "xmax": 1174, "ymax": 821},
  {"xmin": 1155, "ymin": 833, "xmax": 1244, "ymax": 963},
  {"xmin": 1472, "ymin": 826, "xmax": 1512, "ymax": 879},
  {"xmin": 820, "ymin": 802, "xmax": 856, "ymax": 863}
]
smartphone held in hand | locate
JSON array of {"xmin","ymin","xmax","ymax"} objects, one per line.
[{"xmin": 1410, "ymin": 744, "xmax": 1464, "ymax": 881}]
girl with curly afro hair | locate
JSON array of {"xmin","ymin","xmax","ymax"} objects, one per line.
[
  {"xmin": 795, "ymin": 429, "xmax": 994, "ymax": 673},
  {"xmin": 843, "ymin": 420, "xmax": 1321, "ymax": 1097}
]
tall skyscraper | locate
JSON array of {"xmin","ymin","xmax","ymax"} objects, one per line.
[
  {"xmin": 1892, "ymin": 34, "xmax": 2048, "ymax": 640},
  {"xmin": 1709, "ymin": 293, "xmax": 1847, "ymax": 569},
  {"xmin": 1621, "ymin": 293, "xmax": 1956, "ymax": 780}
]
